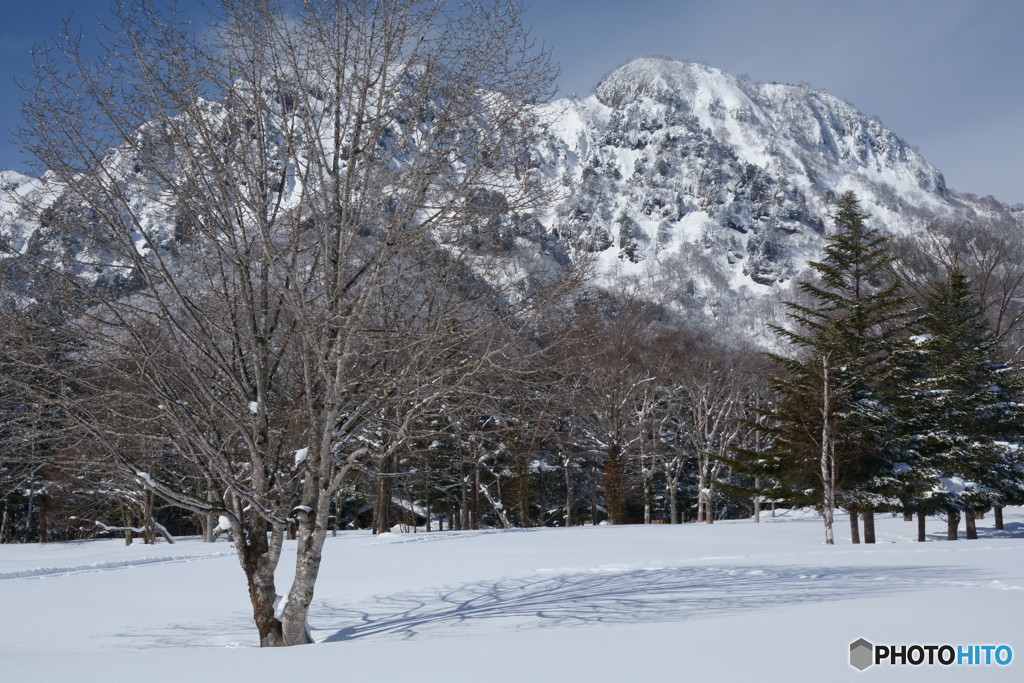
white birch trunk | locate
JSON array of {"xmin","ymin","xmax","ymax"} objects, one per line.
[
  {"xmin": 753, "ymin": 476, "xmax": 761, "ymax": 523},
  {"xmin": 668, "ymin": 473, "xmax": 681, "ymax": 524},
  {"xmin": 820, "ymin": 355, "xmax": 835, "ymax": 545},
  {"xmin": 280, "ymin": 505, "xmax": 323, "ymax": 646},
  {"xmin": 563, "ymin": 458, "xmax": 574, "ymax": 527}
]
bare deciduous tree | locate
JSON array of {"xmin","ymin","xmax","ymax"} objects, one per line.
[
  {"xmin": 892, "ymin": 217, "xmax": 1024, "ymax": 351},
  {"xmin": 10, "ymin": 0, "xmax": 571, "ymax": 647},
  {"xmin": 675, "ymin": 344, "xmax": 756, "ymax": 524}
]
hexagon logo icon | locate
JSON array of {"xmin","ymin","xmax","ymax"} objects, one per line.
[{"xmin": 850, "ymin": 638, "xmax": 874, "ymax": 671}]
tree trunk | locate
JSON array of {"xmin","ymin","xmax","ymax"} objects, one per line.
[
  {"xmin": 862, "ymin": 509, "xmax": 875, "ymax": 544},
  {"xmin": 37, "ymin": 495, "xmax": 48, "ymax": 544},
  {"xmin": 459, "ymin": 458, "xmax": 469, "ymax": 530},
  {"xmin": 669, "ymin": 475, "xmax": 680, "ymax": 524},
  {"xmin": 917, "ymin": 511, "xmax": 926, "ymax": 542},
  {"xmin": 203, "ymin": 485, "xmax": 217, "ymax": 543},
  {"xmin": 244, "ymin": 563, "xmax": 283, "ymax": 647},
  {"xmin": 280, "ymin": 507, "xmax": 325, "ymax": 646},
  {"xmin": 753, "ymin": 477, "xmax": 761, "ymax": 523},
  {"xmin": 471, "ymin": 463, "xmax": 480, "ymax": 531},
  {"xmin": 516, "ymin": 459, "xmax": 531, "ymax": 527},
  {"xmin": 143, "ymin": 489, "xmax": 156, "ymax": 545},
  {"xmin": 373, "ymin": 451, "xmax": 399, "ymax": 535},
  {"xmin": 0, "ymin": 501, "xmax": 9, "ymax": 543},
  {"xmin": 121, "ymin": 508, "xmax": 133, "ymax": 546},
  {"xmin": 604, "ymin": 443, "xmax": 626, "ymax": 525},
  {"xmin": 965, "ymin": 509, "xmax": 978, "ymax": 540},
  {"xmin": 947, "ymin": 510, "xmax": 960, "ymax": 541},
  {"xmin": 479, "ymin": 481, "xmax": 510, "ymax": 529},
  {"xmin": 422, "ymin": 486, "xmax": 430, "ymax": 533},
  {"xmin": 642, "ymin": 472, "xmax": 652, "ymax": 525},
  {"xmin": 696, "ymin": 469, "xmax": 707, "ymax": 524},
  {"xmin": 198, "ymin": 512, "xmax": 212, "ymax": 543},
  {"xmin": 704, "ymin": 482, "xmax": 715, "ymax": 524},
  {"xmin": 563, "ymin": 456, "xmax": 574, "ymax": 527},
  {"xmin": 819, "ymin": 356, "xmax": 835, "ymax": 545},
  {"xmin": 994, "ymin": 505, "xmax": 1004, "ymax": 531},
  {"xmin": 236, "ymin": 521, "xmax": 285, "ymax": 647},
  {"xmin": 848, "ymin": 508, "xmax": 860, "ymax": 544}
]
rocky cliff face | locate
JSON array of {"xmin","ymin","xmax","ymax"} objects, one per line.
[
  {"xmin": 3, "ymin": 56, "xmax": 1020, "ymax": 338},
  {"xmin": 533, "ymin": 57, "xmax": 1018, "ymax": 333}
]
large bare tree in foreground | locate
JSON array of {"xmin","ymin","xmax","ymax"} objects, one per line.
[{"xmin": 10, "ymin": 0, "xmax": 571, "ymax": 646}]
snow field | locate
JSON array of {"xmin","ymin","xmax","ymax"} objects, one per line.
[{"xmin": 1, "ymin": 508, "xmax": 1022, "ymax": 682}]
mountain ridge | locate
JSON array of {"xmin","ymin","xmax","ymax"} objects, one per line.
[
  {"xmin": 3, "ymin": 57, "xmax": 1020, "ymax": 338},
  {"xmin": 529, "ymin": 57, "xmax": 1019, "ymax": 333}
]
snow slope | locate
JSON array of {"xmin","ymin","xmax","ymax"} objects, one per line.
[
  {"xmin": 6, "ymin": 57, "xmax": 1023, "ymax": 343},
  {"xmin": 535, "ymin": 58, "xmax": 1023, "ymax": 336},
  {"xmin": 2, "ymin": 509, "xmax": 1022, "ymax": 681}
]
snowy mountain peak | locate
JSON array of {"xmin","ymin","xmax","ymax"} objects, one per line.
[
  {"xmin": 536, "ymin": 59, "xmax": 1019, "ymax": 335},
  {"xmin": 595, "ymin": 57, "xmax": 742, "ymax": 110},
  {"xmin": 3, "ymin": 57, "xmax": 1021, "ymax": 343}
]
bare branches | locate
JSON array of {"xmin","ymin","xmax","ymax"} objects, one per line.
[
  {"xmin": 5, "ymin": 0, "xmax": 568, "ymax": 647},
  {"xmin": 891, "ymin": 217, "xmax": 1024, "ymax": 352}
]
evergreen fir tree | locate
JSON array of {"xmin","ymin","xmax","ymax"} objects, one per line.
[
  {"xmin": 757, "ymin": 192, "xmax": 911, "ymax": 544},
  {"xmin": 890, "ymin": 267, "xmax": 1024, "ymax": 533}
]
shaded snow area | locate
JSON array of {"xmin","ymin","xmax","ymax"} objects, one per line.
[{"xmin": 3, "ymin": 510, "xmax": 1023, "ymax": 681}]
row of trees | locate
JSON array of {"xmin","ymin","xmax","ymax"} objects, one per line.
[
  {"xmin": 8, "ymin": 194, "xmax": 1021, "ymax": 548},
  {"xmin": 0, "ymin": 290, "xmax": 766, "ymax": 538},
  {"xmin": 753, "ymin": 192, "xmax": 1024, "ymax": 544}
]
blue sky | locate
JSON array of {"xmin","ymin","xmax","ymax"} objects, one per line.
[{"xmin": 2, "ymin": 0, "xmax": 1022, "ymax": 204}]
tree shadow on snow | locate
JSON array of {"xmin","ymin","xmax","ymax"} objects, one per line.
[
  {"xmin": 316, "ymin": 563, "xmax": 978, "ymax": 643},
  {"xmin": 974, "ymin": 521, "xmax": 1024, "ymax": 540},
  {"xmin": 922, "ymin": 521, "xmax": 1024, "ymax": 542}
]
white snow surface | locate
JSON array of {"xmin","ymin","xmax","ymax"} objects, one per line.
[{"xmin": 2, "ymin": 508, "xmax": 1023, "ymax": 681}]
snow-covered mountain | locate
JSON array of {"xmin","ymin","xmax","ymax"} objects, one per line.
[
  {"xmin": 3, "ymin": 56, "xmax": 1021, "ymax": 336},
  {"xmin": 534, "ymin": 57, "xmax": 1020, "ymax": 330}
]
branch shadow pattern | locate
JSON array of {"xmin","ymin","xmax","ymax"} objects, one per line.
[
  {"xmin": 923, "ymin": 521, "xmax": 1024, "ymax": 542},
  {"xmin": 974, "ymin": 521, "xmax": 1024, "ymax": 540},
  {"xmin": 317, "ymin": 563, "xmax": 974, "ymax": 643}
]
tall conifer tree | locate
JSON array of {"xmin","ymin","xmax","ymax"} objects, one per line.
[
  {"xmin": 758, "ymin": 192, "xmax": 910, "ymax": 544},
  {"xmin": 890, "ymin": 268, "xmax": 1024, "ymax": 538}
]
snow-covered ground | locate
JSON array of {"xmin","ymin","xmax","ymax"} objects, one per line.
[{"xmin": 2, "ymin": 509, "xmax": 1021, "ymax": 681}]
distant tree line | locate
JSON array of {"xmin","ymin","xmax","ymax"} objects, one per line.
[{"xmin": 5, "ymin": 191, "xmax": 1022, "ymax": 550}]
